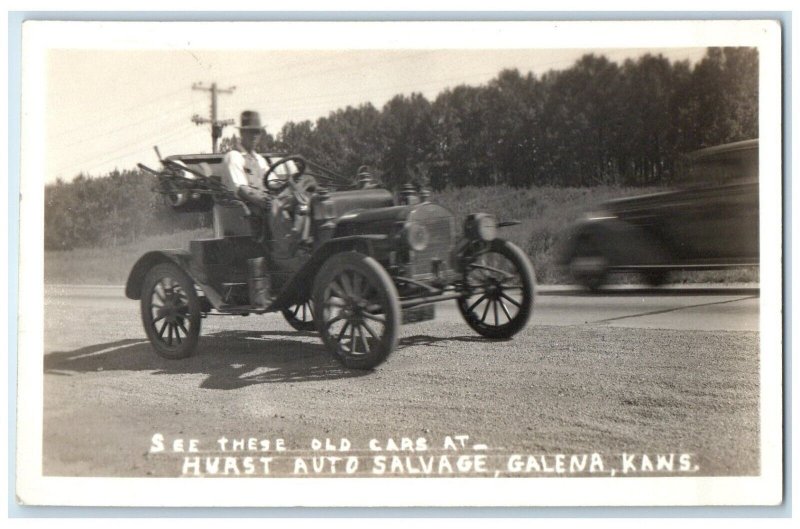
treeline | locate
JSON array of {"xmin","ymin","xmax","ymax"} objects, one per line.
[
  {"xmin": 45, "ymin": 47, "xmax": 757, "ymax": 250},
  {"xmin": 45, "ymin": 169, "xmax": 210, "ymax": 250},
  {"xmin": 259, "ymin": 47, "xmax": 758, "ymax": 189}
]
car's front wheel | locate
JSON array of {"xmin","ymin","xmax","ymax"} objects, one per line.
[
  {"xmin": 313, "ymin": 252, "xmax": 401, "ymax": 370},
  {"xmin": 458, "ymin": 239, "xmax": 535, "ymax": 339},
  {"xmin": 140, "ymin": 262, "xmax": 202, "ymax": 359},
  {"xmin": 569, "ymin": 236, "xmax": 608, "ymax": 290}
]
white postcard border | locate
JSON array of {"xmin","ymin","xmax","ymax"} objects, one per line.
[{"xmin": 16, "ymin": 19, "xmax": 784, "ymax": 507}]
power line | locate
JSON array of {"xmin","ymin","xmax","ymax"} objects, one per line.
[
  {"xmin": 256, "ymin": 49, "xmax": 712, "ymax": 129},
  {"xmin": 49, "ymin": 85, "xmax": 190, "ymax": 142},
  {"xmin": 55, "ymin": 80, "xmax": 234, "ymax": 177},
  {"xmin": 54, "ymin": 79, "xmax": 238, "ymax": 178},
  {"xmin": 280, "ymin": 50, "xmax": 703, "ymax": 110},
  {"xmin": 53, "ymin": 63, "xmax": 499, "ymax": 153},
  {"xmin": 225, "ymin": 50, "xmax": 440, "ymax": 87},
  {"xmin": 53, "ymin": 48, "xmax": 711, "ymax": 180},
  {"xmin": 53, "ymin": 121, "xmax": 199, "ymax": 179},
  {"xmin": 57, "ymin": 108, "xmax": 190, "ymax": 150},
  {"xmin": 46, "ymin": 51, "xmax": 433, "ymax": 145}
]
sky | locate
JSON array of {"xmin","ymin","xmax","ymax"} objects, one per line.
[{"xmin": 45, "ymin": 47, "xmax": 709, "ymax": 184}]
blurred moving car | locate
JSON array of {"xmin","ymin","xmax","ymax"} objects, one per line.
[{"xmin": 558, "ymin": 139, "xmax": 759, "ymax": 289}]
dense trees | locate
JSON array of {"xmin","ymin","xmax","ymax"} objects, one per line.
[
  {"xmin": 45, "ymin": 47, "xmax": 758, "ymax": 250},
  {"xmin": 45, "ymin": 169, "xmax": 210, "ymax": 250},
  {"xmin": 273, "ymin": 48, "xmax": 757, "ymax": 190}
]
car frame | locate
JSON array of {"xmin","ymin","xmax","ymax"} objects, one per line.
[{"xmin": 126, "ymin": 151, "xmax": 536, "ymax": 369}]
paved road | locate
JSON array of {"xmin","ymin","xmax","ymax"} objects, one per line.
[
  {"xmin": 40, "ymin": 283, "xmax": 760, "ymax": 479},
  {"xmin": 46, "ymin": 283, "xmax": 760, "ymax": 331}
]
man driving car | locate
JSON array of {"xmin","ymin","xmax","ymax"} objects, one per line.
[
  {"xmin": 223, "ymin": 110, "xmax": 282, "ymax": 201},
  {"xmin": 222, "ymin": 110, "xmax": 306, "ymax": 260}
]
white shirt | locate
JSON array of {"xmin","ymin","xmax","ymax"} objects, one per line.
[
  {"xmin": 223, "ymin": 150, "xmax": 299, "ymax": 192},
  {"xmin": 223, "ymin": 150, "xmax": 269, "ymax": 190}
]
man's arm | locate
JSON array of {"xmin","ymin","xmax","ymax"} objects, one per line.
[
  {"xmin": 266, "ymin": 178, "xmax": 287, "ymax": 193},
  {"xmin": 236, "ymin": 185, "xmax": 271, "ymax": 209}
]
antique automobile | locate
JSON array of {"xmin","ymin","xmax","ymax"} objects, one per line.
[
  {"xmin": 126, "ymin": 150, "xmax": 536, "ymax": 369},
  {"xmin": 558, "ymin": 139, "xmax": 759, "ymax": 289}
]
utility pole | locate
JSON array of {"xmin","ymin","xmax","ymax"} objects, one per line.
[{"xmin": 191, "ymin": 82, "xmax": 236, "ymax": 153}]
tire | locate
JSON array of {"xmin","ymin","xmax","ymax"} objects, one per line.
[
  {"xmin": 282, "ymin": 301, "xmax": 316, "ymax": 331},
  {"xmin": 140, "ymin": 262, "xmax": 202, "ymax": 359},
  {"xmin": 573, "ymin": 268, "xmax": 606, "ymax": 291},
  {"xmin": 457, "ymin": 239, "xmax": 536, "ymax": 339},
  {"xmin": 642, "ymin": 269, "xmax": 669, "ymax": 287},
  {"xmin": 312, "ymin": 252, "xmax": 401, "ymax": 370},
  {"xmin": 569, "ymin": 236, "xmax": 608, "ymax": 290}
]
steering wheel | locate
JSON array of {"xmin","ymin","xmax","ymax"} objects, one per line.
[{"xmin": 263, "ymin": 155, "xmax": 308, "ymax": 189}]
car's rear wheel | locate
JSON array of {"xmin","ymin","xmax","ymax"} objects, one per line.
[
  {"xmin": 140, "ymin": 262, "xmax": 202, "ymax": 359},
  {"xmin": 282, "ymin": 301, "xmax": 316, "ymax": 331},
  {"xmin": 458, "ymin": 239, "xmax": 535, "ymax": 339},
  {"xmin": 642, "ymin": 269, "xmax": 669, "ymax": 287},
  {"xmin": 313, "ymin": 252, "xmax": 401, "ymax": 370}
]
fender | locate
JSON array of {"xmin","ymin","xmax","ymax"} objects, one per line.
[
  {"xmin": 125, "ymin": 250, "xmax": 196, "ymax": 300},
  {"xmin": 268, "ymin": 234, "xmax": 387, "ymax": 310},
  {"xmin": 560, "ymin": 217, "xmax": 669, "ymax": 267}
]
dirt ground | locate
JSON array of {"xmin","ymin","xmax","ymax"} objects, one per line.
[{"xmin": 41, "ymin": 289, "xmax": 759, "ymax": 479}]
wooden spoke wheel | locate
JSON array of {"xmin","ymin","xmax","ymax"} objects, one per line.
[
  {"xmin": 282, "ymin": 300, "xmax": 316, "ymax": 331},
  {"xmin": 458, "ymin": 239, "xmax": 535, "ymax": 339},
  {"xmin": 140, "ymin": 263, "xmax": 202, "ymax": 359},
  {"xmin": 313, "ymin": 252, "xmax": 400, "ymax": 370}
]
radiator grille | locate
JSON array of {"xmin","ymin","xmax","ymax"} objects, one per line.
[{"xmin": 408, "ymin": 205, "xmax": 455, "ymax": 277}]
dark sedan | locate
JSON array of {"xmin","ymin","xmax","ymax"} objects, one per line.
[{"xmin": 558, "ymin": 139, "xmax": 759, "ymax": 289}]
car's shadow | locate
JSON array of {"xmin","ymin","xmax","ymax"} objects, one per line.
[
  {"xmin": 398, "ymin": 334, "xmax": 490, "ymax": 347},
  {"xmin": 44, "ymin": 329, "xmax": 368, "ymax": 389},
  {"xmin": 44, "ymin": 329, "xmax": 484, "ymax": 390}
]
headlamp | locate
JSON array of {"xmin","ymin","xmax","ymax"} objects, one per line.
[{"xmin": 404, "ymin": 222, "xmax": 430, "ymax": 251}]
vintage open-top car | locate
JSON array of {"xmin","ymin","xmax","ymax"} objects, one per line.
[{"xmin": 126, "ymin": 150, "xmax": 536, "ymax": 369}]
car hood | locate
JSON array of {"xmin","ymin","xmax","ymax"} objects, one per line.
[
  {"xmin": 599, "ymin": 189, "xmax": 680, "ymax": 216},
  {"xmin": 333, "ymin": 202, "xmax": 455, "ymax": 239}
]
